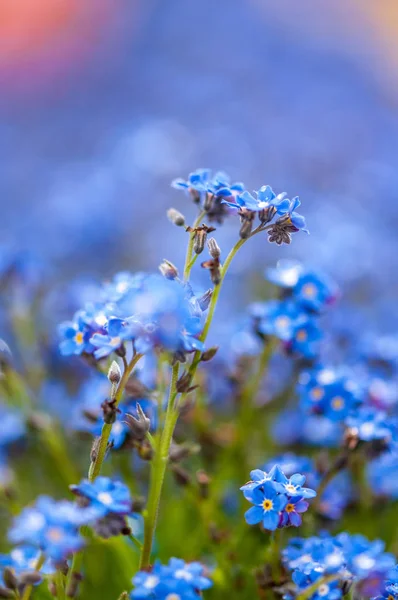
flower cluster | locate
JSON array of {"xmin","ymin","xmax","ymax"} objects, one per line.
[
  {"xmin": 172, "ymin": 169, "xmax": 307, "ymax": 241},
  {"xmin": 131, "ymin": 558, "xmax": 212, "ymax": 599},
  {"xmin": 283, "ymin": 533, "xmax": 396, "ymax": 600},
  {"xmin": 59, "ymin": 273, "xmax": 206, "ymax": 361},
  {"xmin": 241, "ymin": 465, "xmax": 316, "ymax": 531}
]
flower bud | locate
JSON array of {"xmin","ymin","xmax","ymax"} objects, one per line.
[
  {"xmin": 124, "ymin": 403, "xmax": 150, "ymax": 441},
  {"xmin": 172, "ymin": 465, "xmax": 191, "ymax": 486},
  {"xmin": 65, "ymin": 572, "xmax": 83, "ymax": 599},
  {"xmin": 167, "ymin": 208, "xmax": 185, "ymax": 227},
  {"xmin": 159, "ymin": 260, "xmax": 179, "ymax": 280},
  {"xmin": 2, "ymin": 568, "xmax": 17, "ymax": 590},
  {"xmin": 108, "ymin": 361, "xmax": 121, "ymax": 384},
  {"xmin": 200, "ymin": 346, "xmax": 219, "ymax": 362},
  {"xmin": 207, "ymin": 237, "xmax": 221, "ymax": 259},
  {"xmin": 0, "ymin": 587, "xmax": 15, "ymax": 599},
  {"xmin": 18, "ymin": 572, "xmax": 43, "ymax": 586}
]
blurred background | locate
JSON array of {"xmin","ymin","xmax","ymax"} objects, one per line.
[{"xmin": 1, "ymin": 0, "xmax": 398, "ymax": 325}]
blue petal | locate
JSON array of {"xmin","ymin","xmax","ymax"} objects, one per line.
[{"xmin": 245, "ymin": 506, "xmax": 264, "ymax": 525}]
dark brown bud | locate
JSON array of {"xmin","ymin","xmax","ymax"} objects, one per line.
[
  {"xmin": 167, "ymin": 208, "xmax": 185, "ymax": 227},
  {"xmin": 239, "ymin": 210, "xmax": 255, "ymax": 239},
  {"xmin": 159, "ymin": 259, "xmax": 179, "ymax": 280},
  {"xmin": 201, "ymin": 258, "xmax": 221, "ymax": 286},
  {"xmin": 200, "ymin": 346, "xmax": 219, "ymax": 362},
  {"xmin": 101, "ymin": 399, "xmax": 119, "ymax": 425},
  {"xmin": 172, "ymin": 465, "xmax": 191, "ymax": 486},
  {"xmin": 176, "ymin": 371, "xmax": 198, "ymax": 394},
  {"xmin": 131, "ymin": 497, "xmax": 145, "ymax": 513},
  {"xmin": 136, "ymin": 439, "xmax": 154, "ymax": 461},
  {"xmin": 186, "ymin": 224, "xmax": 216, "ymax": 255},
  {"xmin": 107, "ymin": 360, "xmax": 121, "ymax": 384},
  {"xmin": 196, "ymin": 469, "xmax": 211, "ymax": 499}
]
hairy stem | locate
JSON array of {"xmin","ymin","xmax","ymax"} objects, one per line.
[
  {"xmin": 139, "ymin": 363, "xmax": 179, "ymax": 568},
  {"xmin": 88, "ymin": 353, "xmax": 143, "ymax": 482}
]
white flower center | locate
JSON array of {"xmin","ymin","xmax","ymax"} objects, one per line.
[
  {"xmin": 98, "ymin": 492, "xmax": 113, "ymax": 505},
  {"xmin": 175, "ymin": 569, "xmax": 193, "ymax": 581}
]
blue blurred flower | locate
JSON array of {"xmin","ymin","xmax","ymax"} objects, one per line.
[
  {"xmin": 131, "ymin": 557, "xmax": 212, "ymax": 599},
  {"xmin": 70, "ymin": 477, "xmax": 133, "ymax": 517},
  {"xmin": 8, "ymin": 497, "xmax": 88, "ymax": 563},
  {"xmin": 91, "ymin": 317, "xmax": 138, "ymax": 359}
]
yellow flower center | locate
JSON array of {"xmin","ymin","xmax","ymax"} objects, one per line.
[
  {"xmin": 262, "ymin": 499, "xmax": 273, "ymax": 511},
  {"xmin": 75, "ymin": 331, "xmax": 84, "ymax": 344},
  {"xmin": 111, "ymin": 336, "xmax": 122, "ymax": 346},
  {"xmin": 310, "ymin": 387, "xmax": 324, "ymax": 401},
  {"xmin": 331, "ymin": 396, "xmax": 345, "ymax": 410},
  {"xmin": 275, "ymin": 316, "xmax": 290, "ymax": 330},
  {"xmin": 47, "ymin": 527, "xmax": 63, "ymax": 542},
  {"xmin": 296, "ymin": 329, "xmax": 307, "ymax": 341},
  {"xmin": 285, "ymin": 503, "xmax": 295, "ymax": 513},
  {"xmin": 302, "ymin": 283, "xmax": 317, "ymax": 298}
]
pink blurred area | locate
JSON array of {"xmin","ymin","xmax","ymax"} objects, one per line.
[{"xmin": 0, "ymin": 0, "xmax": 141, "ymax": 98}]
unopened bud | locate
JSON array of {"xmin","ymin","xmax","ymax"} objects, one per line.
[
  {"xmin": 0, "ymin": 586, "xmax": 15, "ymax": 598},
  {"xmin": 3, "ymin": 568, "xmax": 17, "ymax": 590},
  {"xmin": 108, "ymin": 361, "xmax": 121, "ymax": 384},
  {"xmin": 19, "ymin": 572, "xmax": 43, "ymax": 586},
  {"xmin": 167, "ymin": 208, "xmax": 185, "ymax": 227},
  {"xmin": 200, "ymin": 346, "xmax": 219, "ymax": 362},
  {"xmin": 207, "ymin": 238, "xmax": 221, "ymax": 259},
  {"xmin": 196, "ymin": 469, "xmax": 211, "ymax": 499},
  {"xmin": 172, "ymin": 465, "xmax": 191, "ymax": 486},
  {"xmin": 193, "ymin": 230, "xmax": 207, "ymax": 254},
  {"xmin": 176, "ymin": 371, "xmax": 198, "ymax": 394},
  {"xmin": 239, "ymin": 212, "xmax": 255, "ymax": 239},
  {"xmin": 159, "ymin": 259, "xmax": 179, "ymax": 280},
  {"xmin": 124, "ymin": 403, "xmax": 150, "ymax": 441}
]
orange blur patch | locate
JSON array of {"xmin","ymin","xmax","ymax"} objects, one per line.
[{"xmin": 0, "ymin": 0, "xmax": 80, "ymax": 66}]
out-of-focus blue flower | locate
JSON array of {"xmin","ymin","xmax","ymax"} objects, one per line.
[
  {"xmin": 91, "ymin": 317, "xmax": 138, "ymax": 359},
  {"xmin": 131, "ymin": 557, "xmax": 212, "ymax": 599},
  {"xmin": 368, "ymin": 449, "xmax": 398, "ymax": 499},
  {"xmin": 0, "ymin": 546, "xmax": 54, "ymax": 578},
  {"xmin": 251, "ymin": 300, "xmax": 308, "ymax": 342},
  {"xmin": 288, "ymin": 319, "xmax": 323, "ymax": 359},
  {"xmin": 345, "ymin": 408, "xmax": 393, "ymax": 444},
  {"xmin": 336, "ymin": 532, "xmax": 395, "ymax": 583},
  {"xmin": 0, "ymin": 404, "xmax": 25, "ymax": 447},
  {"xmin": 8, "ymin": 497, "xmax": 89, "ymax": 563},
  {"xmin": 70, "ymin": 477, "xmax": 133, "ymax": 517},
  {"xmin": 266, "ymin": 260, "xmax": 304, "ymax": 288},
  {"xmin": 293, "ymin": 271, "xmax": 338, "ymax": 313},
  {"xmin": 292, "ymin": 562, "xmax": 342, "ymax": 600},
  {"xmin": 298, "ymin": 366, "xmax": 362, "ymax": 422}
]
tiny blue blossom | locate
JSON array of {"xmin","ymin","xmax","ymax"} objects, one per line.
[{"xmin": 70, "ymin": 477, "xmax": 133, "ymax": 517}]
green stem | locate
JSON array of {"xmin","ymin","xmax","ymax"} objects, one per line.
[
  {"xmin": 296, "ymin": 575, "xmax": 339, "ymax": 600},
  {"xmin": 56, "ymin": 571, "xmax": 66, "ymax": 600},
  {"xmin": 128, "ymin": 533, "xmax": 143, "ymax": 551},
  {"xmin": 139, "ymin": 364, "xmax": 179, "ymax": 568},
  {"xmin": 20, "ymin": 553, "xmax": 45, "ymax": 600},
  {"xmin": 183, "ymin": 211, "xmax": 205, "ymax": 280},
  {"xmin": 88, "ymin": 353, "xmax": 143, "ymax": 482}
]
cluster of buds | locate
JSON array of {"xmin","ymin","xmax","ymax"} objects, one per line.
[{"xmin": 0, "ymin": 567, "xmax": 42, "ymax": 599}]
